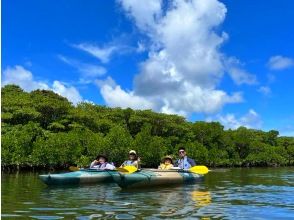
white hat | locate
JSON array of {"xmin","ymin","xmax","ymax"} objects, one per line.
[{"xmin": 129, "ymin": 150, "xmax": 137, "ymax": 155}]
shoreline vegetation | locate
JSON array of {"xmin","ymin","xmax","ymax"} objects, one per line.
[{"xmin": 2, "ymin": 85, "xmax": 294, "ymax": 171}]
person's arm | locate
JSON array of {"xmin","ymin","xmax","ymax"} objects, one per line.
[
  {"xmin": 105, "ymin": 163, "xmax": 115, "ymax": 170},
  {"xmin": 132, "ymin": 160, "xmax": 139, "ymax": 169},
  {"xmin": 188, "ymin": 158, "xmax": 196, "ymax": 166},
  {"xmin": 120, "ymin": 161, "xmax": 126, "ymax": 168},
  {"xmin": 174, "ymin": 159, "xmax": 179, "ymax": 167},
  {"xmin": 90, "ymin": 160, "xmax": 98, "ymax": 168}
]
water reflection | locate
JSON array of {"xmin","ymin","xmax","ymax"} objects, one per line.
[
  {"xmin": 2, "ymin": 168, "xmax": 294, "ymax": 219},
  {"xmin": 191, "ymin": 191, "xmax": 211, "ymax": 208}
]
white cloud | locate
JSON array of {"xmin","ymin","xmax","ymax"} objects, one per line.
[
  {"xmin": 118, "ymin": 0, "xmax": 162, "ymax": 32},
  {"xmin": 227, "ymin": 67, "xmax": 257, "ymax": 85},
  {"xmin": 52, "ymin": 81, "xmax": 83, "ymax": 105},
  {"xmin": 208, "ymin": 109, "xmax": 262, "ymax": 130},
  {"xmin": 268, "ymin": 55, "xmax": 294, "ymax": 70},
  {"xmin": 97, "ymin": 0, "xmax": 246, "ymax": 115},
  {"xmin": 72, "ymin": 43, "xmax": 117, "ymax": 63},
  {"xmin": 258, "ymin": 86, "xmax": 271, "ymax": 96},
  {"xmin": 2, "ymin": 65, "xmax": 83, "ymax": 105},
  {"xmin": 58, "ymin": 55, "xmax": 106, "ymax": 82},
  {"xmin": 96, "ymin": 77, "xmax": 154, "ymax": 110},
  {"xmin": 2, "ymin": 65, "xmax": 49, "ymax": 91},
  {"xmin": 225, "ymin": 57, "xmax": 258, "ymax": 85},
  {"xmin": 136, "ymin": 42, "xmax": 146, "ymax": 53}
]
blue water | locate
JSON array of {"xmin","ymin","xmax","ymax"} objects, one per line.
[{"xmin": 2, "ymin": 168, "xmax": 294, "ymax": 219}]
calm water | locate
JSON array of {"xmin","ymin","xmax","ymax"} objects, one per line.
[{"xmin": 2, "ymin": 168, "xmax": 294, "ymax": 219}]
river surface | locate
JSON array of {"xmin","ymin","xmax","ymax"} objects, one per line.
[{"xmin": 2, "ymin": 168, "xmax": 294, "ymax": 219}]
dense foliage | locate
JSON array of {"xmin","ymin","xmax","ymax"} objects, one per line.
[{"xmin": 2, "ymin": 85, "xmax": 294, "ymax": 169}]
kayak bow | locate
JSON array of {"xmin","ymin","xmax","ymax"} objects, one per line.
[{"xmin": 39, "ymin": 169, "xmax": 116, "ymax": 186}]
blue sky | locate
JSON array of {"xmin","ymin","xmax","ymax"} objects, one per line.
[{"xmin": 2, "ymin": 0, "xmax": 294, "ymax": 136}]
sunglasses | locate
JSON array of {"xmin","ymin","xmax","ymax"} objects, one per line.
[
  {"xmin": 179, "ymin": 150, "xmax": 185, "ymax": 154},
  {"xmin": 129, "ymin": 153, "xmax": 136, "ymax": 156}
]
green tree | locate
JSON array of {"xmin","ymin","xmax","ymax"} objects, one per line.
[{"xmin": 132, "ymin": 125, "xmax": 166, "ymax": 167}]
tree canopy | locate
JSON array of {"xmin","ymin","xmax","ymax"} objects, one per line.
[{"xmin": 2, "ymin": 84, "xmax": 294, "ymax": 169}]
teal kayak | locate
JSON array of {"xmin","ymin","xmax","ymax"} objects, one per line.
[
  {"xmin": 39, "ymin": 169, "xmax": 116, "ymax": 185},
  {"xmin": 111, "ymin": 169, "xmax": 204, "ymax": 189}
]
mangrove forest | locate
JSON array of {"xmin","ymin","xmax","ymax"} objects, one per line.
[{"xmin": 1, "ymin": 84, "xmax": 294, "ymax": 170}]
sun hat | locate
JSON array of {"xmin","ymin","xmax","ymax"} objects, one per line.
[
  {"xmin": 96, "ymin": 155, "xmax": 108, "ymax": 162},
  {"xmin": 162, "ymin": 155, "xmax": 173, "ymax": 163}
]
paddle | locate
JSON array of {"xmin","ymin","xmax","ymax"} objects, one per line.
[
  {"xmin": 69, "ymin": 166, "xmax": 80, "ymax": 171},
  {"xmin": 69, "ymin": 165, "xmax": 138, "ymax": 174},
  {"xmin": 116, "ymin": 165, "xmax": 138, "ymax": 174},
  {"xmin": 189, "ymin": 165, "xmax": 210, "ymax": 175}
]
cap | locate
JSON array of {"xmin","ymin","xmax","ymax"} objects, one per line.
[{"xmin": 129, "ymin": 150, "xmax": 137, "ymax": 155}]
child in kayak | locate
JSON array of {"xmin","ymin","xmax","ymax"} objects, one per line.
[
  {"xmin": 158, "ymin": 156, "xmax": 174, "ymax": 170},
  {"xmin": 120, "ymin": 150, "xmax": 140, "ymax": 169},
  {"xmin": 90, "ymin": 155, "xmax": 115, "ymax": 170}
]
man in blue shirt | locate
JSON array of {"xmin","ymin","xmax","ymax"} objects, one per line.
[{"xmin": 175, "ymin": 147, "xmax": 196, "ymax": 169}]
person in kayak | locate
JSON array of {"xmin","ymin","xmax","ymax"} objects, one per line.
[
  {"xmin": 158, "ymin": 156, "xmax": 174, "ymax": 170},
  {"xmin": 120, "ymin": 150, "xmax": 140, "ymax": 169},
  {"xmin": 175, "ymin": 147, "xmax": 196, "ymax": 169},
  {"xmin": 90, "ymin": 155, "xmax": 115, "ymax": 170}
]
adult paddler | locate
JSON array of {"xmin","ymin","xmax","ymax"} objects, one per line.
[
  {"xmin": 120, "ymin": 150, "xmax": 140, "ymax": 169},
  {"xmin": 175, "ymin": 147, "xmax": 196, "ymax": 169}
]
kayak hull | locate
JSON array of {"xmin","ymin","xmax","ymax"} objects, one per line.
[
  {"xmin": 111, "ymin": 169, "xmax": 204, "ymax": 189},
  {"xmin": 39, "ymin": 170, "xmax": 115, "ymax": 186}
]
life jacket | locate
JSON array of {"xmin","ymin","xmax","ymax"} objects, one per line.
[
  {"xmin": 159, "ymin": 163, "xmax": 173, "ymax": 170},
  {"xmin": 177, "ymin": 156, "xmax": 195, "ymax": 169},
  {"xmin": 122, "ymin": 160, "xmax": 139, "ymax": 169},
  {"xmin": 123, "ymin": 160, "xmax": 136, "ymax": 166}
]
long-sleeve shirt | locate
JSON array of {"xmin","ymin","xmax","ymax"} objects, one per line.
[{"xmin": 90, "ymin": 161, "xmax": 115, "ymax": 170}]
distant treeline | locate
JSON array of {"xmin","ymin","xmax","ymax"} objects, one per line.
[{"xmin": 1, "ymin": 85, "xmax": 294, "ymax": 170}]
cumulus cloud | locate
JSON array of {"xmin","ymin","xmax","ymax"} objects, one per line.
[
  {"xmin": 207, "ymin": 109, "xmax": 262, "ymax": 130},
  {"xmin": 72, "ymin": 43, "xmax": 117, "ymax": 63},
  {"xmin": 2, "ymin": 65, "xmax": 49, "ymax": 91},
  {"xmin": 118, "ymin": 0, "xmax": 162, "ymax": 32},
  {"xmin": 2, "ymin": 65, "xmax": 83, "ymax": 105},
  {"xmin": 268, "ymin": 55, "xmax": 294, "ymax": 70},
  {"xmin": 95, "ymin": 0, "xmax": 250, "ymax": 115},
  {"xmin": 96, "ymin": 77, "xmax": 154, "ymax": 110},
  {"xmin": 52, "ymin": 81, "xmax": 83, "ymax": 105}
]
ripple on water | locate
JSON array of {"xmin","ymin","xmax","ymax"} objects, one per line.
[
  {"xmin": 1, "ymin": 214, "xmax": 22, "ymax": 218},
  {"xmin": 115, "ymin": 214, "xmax": 136, "ymax": 219},
  {"xmin": 30, "ymin": 216, "xmax": 64, "ymax": 219},
  {"xmin": 2, "ymin": 168, "xmax": 294, "ymax": 219},
  {"xmin": 30, "ymin": 207, "xmax": 79, "ymax": 211}
]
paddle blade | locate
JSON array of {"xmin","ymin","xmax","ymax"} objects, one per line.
[
  {"xmin": 189, "ymin": 166, "xmax": 209, "ymax": 175},
  {"xmin": 117, "ymin": 165, "xmax": 137, "ymax": 174},
  {"xmin": 69, "ymin": 166, "xmax": 80, "ymax": 172}
]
